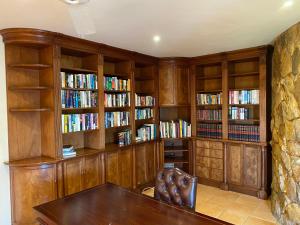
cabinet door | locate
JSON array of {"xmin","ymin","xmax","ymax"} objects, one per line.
[
  {"xmin": 63, "ymin": 157, "xmax": 84, "ymax": 195},
  {"xmin": 176, "ymin": 66, "xmax": 189, "ymax": 105},
  {"xmin": 106, "ymin": 151, "xmax": 119, "ymax": 185},
  {"xmin": 84, "ymin": 154, "xmax": 100, "ymax": 189},
  {"xmin": 119, "ymin": 148, "xmax": 133, "ymax": 188},
  {"xmin": 11, "ymin": 164, "xmax": 57, "ymax": 225},
  {"xmin": 227, "ymin": 143, "xmax": 243, "ymax": 185},
  {"xmin": 159, "ymin": 64, "xmax": 175, "ymax": 106},
  {"xmin": 243, "ymin": 145, "xmax": 261, "ymax": 189}
]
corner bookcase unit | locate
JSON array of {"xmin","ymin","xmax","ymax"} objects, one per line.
[
  {"xmin": 59, "ymin": 47, "xmax": 104, "ymax": 154},
  {"xmin": 103, "ymin": 57, "xmax": 133, "ymax": 149},
  {"xmin": 5, "ymin": 42, "xmax": 56, "ymax": 161}
]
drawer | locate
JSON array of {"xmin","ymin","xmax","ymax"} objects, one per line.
[
  {"xmin": 196, "ymin": 166, "xmax": 210, "ymax": 179},
  {"xmin": 196, "ymin": 157, "xmax": 210, "ymax": 168},
  {"xmin": 196, "ymin": 148, "xmax": 210, "ymax": 157},
  {"xmin": 210, "ymin": 169, "xmax": 223, "ymax": 182},
  {"xmin": 210, "ymin": 149, "xmax": 223, "ymax": 159},
  {"xmin": 209, "ymin": 141, "xmax": 223, "ymax": 150},
  {"xmin": 196, "ymin": 140, "xmax": 209, "ymax": 148},
  {"xmin": 209, "ymin": 158, "xmax": 223, "ymax": 170}
]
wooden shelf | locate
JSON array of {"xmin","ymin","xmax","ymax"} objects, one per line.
[
  {"xmin": 105, "ymin": 106, "xmax": 130, "ymax": 111},
  {"xmin": 105, "ymin": 125, "xmax": 131, "ymax": 130},
  {"xmin": 10, "ymin": 108, "xmax": 51, "ymax": 112},
  {"xmin": 161, "ymin": 137, "xmax": 191, "ymax": 140},
  {"xmin": 164, "ymin": 146, "xmax": 189, "ymax": 153},
  {"xmin": 229, "ymin": 88, "xmax": 259, "ymax": 91},
  {"xmin": 61, "ymin": 67, "xmax": 97, "ymax": 74},
  {"xmin": 104, "ymin": 73, "xmax": 130, "ymax": 78},
  {"xmin": 62, "ymin": 129, "xmax": 99, "ymax": 135},
  {"xmin": 61, "ymin": 88, "xmax": 98, "ymax": 91},
  {"xmin": 229, "ymin": 104, "xmax": 259, "ymax": 107},
  {"xmin": 8, "ymin": 63, "xmax": 51, "ymax": 70},
  {"xmin": 197, "ymin": 104, "xmax": 222, "ymax": 108},
  {"xmin": 165, "ymin": 157, "xmax": 189, "ymax": 164},
  {"xmin": 62, "ymin": 107, "xmax": 98, "ymax": 111},
  {"xmin": 135, "ymin": 105, "xmax": 154, "ymax": 109},
  {"xmin": 135, "ymin": 118, "xmax": 154, "ymax": 122},
  {"xmin": 9, "ymin": 86, "xmax": 52, "ymax": 91},
  {"xmin": 229, "ymin": 71, "xmax": 259, "ymax": 77},
  {"xmin": 5, "ymin": 156, "xmax": 58, "ymax": 167},
  {"xmin": 134, "ymin": 139, "xmax": 156, "ymax": 145},
  {"xmin": 104, "ymin": 90, "xmax": 130, "ymax": 93},
  {"xmin": 197, "ymin": 120, "xmax": 222, "ymax": 123},
  {"xmin": 197, "ymin": 90, "xmax": 222, "ymax": 93},
  {"xmin": 197, "ymin": 75, "xmax": 222, "ymax": 80},
  {"xmin": 229, "ymin": 119, "xmax": 260, "ymax": 123}
]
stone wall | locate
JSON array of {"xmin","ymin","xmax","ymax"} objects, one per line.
[{"xmin": 271, "ymin": 22, "xmax": 300, "ymax": 225}]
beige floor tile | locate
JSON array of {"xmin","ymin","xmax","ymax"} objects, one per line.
[
  {"xmin": 218, "ymin": 210, "xmax": 248, "ymax": 225},
  {"xmin": 207, "ymin": 193, "xmax": 240, "ymax": 208},
  {"xmin": 196, "ymin": 202, "xmax": 224, "ymax": 218},
  {"xmin": 243, "ymin": 216, "xmax": 276, "ymax": 225},
  {"xmin": 235, "ymin": 194, "xmax": 262, "ymax": 208}
]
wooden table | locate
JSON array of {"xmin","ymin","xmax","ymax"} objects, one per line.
[{"xmin": 34, "ymin": 183, "xmax": 231, "ymax": 225}]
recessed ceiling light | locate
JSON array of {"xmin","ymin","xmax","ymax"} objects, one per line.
[
  {"xmin": 153, "ymin": 35, "xmax": 161, "ymax": 43},
  {"xmin": 282, "ymin": 0, "xmax": 294, "ymax": 8},
  {"xmin": 61, "ymin": 0, "xmax": 89, "ymax": 5}
]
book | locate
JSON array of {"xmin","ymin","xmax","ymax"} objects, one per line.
[
  {"xmin": 135, "ymin": 94, "xmax": 155, "ymax": 107},
  {"xmin": 105, "ymin": 111, "xmax": 130, "ymax": 128},
  {"xmin": 135, "ymin": 108, "xmax": 153, "ymax": 120},
  {"xmin": 104, "ymin": 76, "xmax": 131, "ymax": 91},
  {"xmin": 229, "ymin": 90, "xmax": 259, "ymax": 105},
  {"xmin": 61, "ymin": 72, "xmax": 98, "ymax": 89},
  {"xmin": 228, "ymin": 124, "xmax": 260, "ymax": 142},
  {"xmin": 118, "ymin": 130, "xmax": 131, "ymax": 146},
  {"xmin": 61, "ymin": 90, "xmax": 97, "ymax": 109},
  {"xmin": 197, "ymin": 123, "xmax": 222, "ymax": 139},
  {"xmin": 104, "ymin": 93, "xmax": 130, "ymax": 108},
  {"xmin": 160, "ymin": 120, "xmax": 191, "ymax": 139},
  {"xmin": 61, "ymin": 113, "xmax": 98, "ymax": 133},
  {"xmin": 136, "ymin": 124, "xmax": 156, "ymax": 141},
  {"xmin": 197, "ymin": 93, "xmax": 222, "ymax": 105},
  {"xmin": 197, "ymin": 109, "xmax": 222, "ymax": 121}
]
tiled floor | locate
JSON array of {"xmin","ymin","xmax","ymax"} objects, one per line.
[{"xmin": 143, "ymin": 184, "xmax": 278, "ymax": 225}]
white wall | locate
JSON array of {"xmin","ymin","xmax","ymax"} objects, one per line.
[{"xmin": 0, "ymin": 37, "xmax": 11, "ymax": 225}]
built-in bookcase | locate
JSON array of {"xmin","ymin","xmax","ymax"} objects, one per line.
[
  {"xmin": 6, "ymin": 43, "xmax": 56, "ymax": 160},
  {"xmin": 59, "ymin": 47, "xmax": 103, "ymax": 153},
  {"xmin": 134, "ymin": 63, "xmax": 158, "ymax": 143},
  {"xmin": 103, "ymin": 58, "xmax": 133, "ymax": 148}
]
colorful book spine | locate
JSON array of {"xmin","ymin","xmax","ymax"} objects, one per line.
[
  {"xmin": 105, "ymin": 111, "xmax": 130, "ymax": 128},
  {"xmin": 159, "ymin": 120, "xmax": 191, "ymax": 138},
  {"xmin": 197, "ymin": 123, "xmax": 222, "ymax": 139},
  {"xmin": 61, "ymin": 72, "xmax": 98, "ymax": 89},
  {"xmin": 61, "ymin": 113, "xmax": 98, "ymax": 133},
  {"xmin": 104, "ymin": 76, "xmax": 131, "ymax": 91},
  {"xmin": 104, "ymin": 93, "xmax": 130, "ymax": 107},
  {"xmin": 197, "ymin": 93, "xmax": 222, "ymax": 105},
  {"xmin": 136, "ymin": 124, "xmax": 156, "ymax": 142},
  {"xmin": 228, "ymin": 125, "xmax": 260, "ymax": 142},
  {"xmin": 229, "ymin": 90, "xmax": 259, "ymax": 104},
  {"xmin": 135, "ymin": 108, "xmax": 153, "ymax": 120},
  {"xmin": 118, "ymin": 130, "xmax": 131, "ymax": 146},
  {"xmin": 197, "ymin": 109, "xmax": 222, "ymax": 121},
  {"xmin": 135, "ymin": 94, "xmax": 155, "ymax": 107},
  {"xmin": 61, "ymin": 90, "xmax": 97, "ymax": 109},
  {"xmin": 228, "ymin": 107, "xmax": 254, "ymax": 120}
]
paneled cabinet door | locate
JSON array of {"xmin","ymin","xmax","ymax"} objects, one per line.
[
  {"xmin": 227, "ymin": 143, "xmax": 243, "ymax": 186},
  {"xmin": 119, "ymin": 148, "xmax": 133, "ymax": 188},
  {"xmin": 176, "ymin": 66, "xmax": 190, "ymax": 105},
  {"xmin": 84, "ymin": 154, "xmax": 101, "ymax": 189},
  {"xmin": 159, "ymin": 64, "xmax": 175, "ymax": 106},
  {"xmin": 63, "ymin": 157, "xmax": 84, "ymax": 196},
  {"xmin": 10, "ymin": 164, "xmax": 57, "ymax": 225},
  {"xmin": 106, "ymin": 151, "xmax": 119, "ymax": 185}
]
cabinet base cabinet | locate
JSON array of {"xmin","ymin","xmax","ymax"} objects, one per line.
[{"xmin": 10, "ymin": 164, "xmax": 57, "ymax": 225}]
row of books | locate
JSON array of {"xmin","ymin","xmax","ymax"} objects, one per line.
[
  {"xmin": 62, "ymin": 113, "xmax": 98, "ymax": 133},
  {"xmin": 136, "ymin": 124, "xmax": 156, "ymax": 142},
  {"xmin": 197, "ymin": 93, "xmax": 222, "ymax": 105},
  {"xmin": 229, "ymin": 107, "xmax": 254, "ymax": 120},
  {"xmin": 228, "ymin": 125, "xmax": 260, "ymax": 142},
  {"xmin": 160, "ymin": 120, "xmax": 192, "ymax": 139},
  {"xmin": 61, "ymin": 72, "xmax": 98, "ymax": 89},
  {"xmin": 104, "ymin": 76, "xmax": 131, "ymax": 91},
  {"xmin": 135, "ymin": 108, "xmax": 153, "ymax": 120},
  {"xmin": 104, "ymin": 93, "xmax": 130, "ymax": 108},
  {"xmin": 61, "ymin": 90, "xmax": 97, "ymax": 109},
  {"xmin": 197, "ymin": 123, "xmax": 222, "ymax": 139},
  {"xmin": 135, "ymin": 94, "xmax": 154, "ymax": 107},
  {"xmin": 105, "ymin": 111, "xmax": 130, "ymax": 128},
  {"xmin": 62, "ymin": 145, "xmax": 76, "ymax": 158},
  {"xmin": 118, "ymin": 130, "xmax": 131, "ymax": 146},
  {"xmin": 197, "ymin": 109, "xmax": 222, "ymax": 121},
  {"xmin": 229, "ymin": 90, "xmax": 259, "ymax": 105}
]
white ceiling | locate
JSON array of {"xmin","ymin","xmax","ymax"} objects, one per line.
[{"xmin": 0, "ymin": 0, "xmax": 300, "ymax": 57}]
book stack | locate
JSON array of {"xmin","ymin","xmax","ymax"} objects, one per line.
[
  {"xmin": 104, "ymin": 76, "xmax": 131, "ymax": 91},
  {"xmin": 136, "ymin": 124, "xmax": 156, "ymax": 142},
  {"xmin": 62, "ymin": 145, "xmax": 76, "ymax": 158},
  {"xmin": 105, "ymin": 111, "xmax": 130, "ymax": 128},
  {"xmin": 229, "ymin": 107, "xmax": 253, "ymax": 120},
  {"xmin": 160, "ymin": 120, "xmax": 191, "ymax": 138},
  {"xmin": 61, "ymin": 72, "xmax": 98, "ymax": 89},
  {"xmin": 197, "ymin": 93, "xmax": 222, "ymax": 105},
  {"xmin": 62, "ymin": 113, "xmax": 98, "ymax": 133},
  {"xmin": 118, "ymin": 130, "xmax": 131, "ymax": 146},
  {"xmin": 229, "ymin": 90, "xmax": 259, "ymax": 104},
  {"xmin": 164, "ymin": 163, "xmax": 175, "ymax": 169},
  {"xmin": 135, "ymin": 108, "xmax": 153, "ymax": 120},
  {"xmin": 228, "ymin": 125, "xmax": 260, "ymax": 142},
  {"xmin": 197, "ymin": 123, "xmax": 222, "ymax": 139},
  {"xmin": 61, "ymin": 91, "xmax": 97, "ymax": 109},
  {"xmin": 135, "ymin": 94, "xmax": 154, "ymax": 107},
  {"xmin": 197, "ymin": 109, "xmax": 222, "ymax": 121},
  {"xmin": 104, "ymin": 93, "xmax": 130, "ymax": 108}
]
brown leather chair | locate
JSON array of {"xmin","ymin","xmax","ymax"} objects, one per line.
[{"xmin": 154, "ymin": 168, "xmax": 198, "ymax": 210}]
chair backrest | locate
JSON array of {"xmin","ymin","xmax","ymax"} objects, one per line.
[{"xmin": 154, "ymin": 168, "xmax": 198, "ymax": 209}]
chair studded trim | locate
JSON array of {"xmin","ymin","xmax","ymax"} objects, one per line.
[{"xmin": 154, "ymin": 168, "xmax": 198, "ymax": 209}]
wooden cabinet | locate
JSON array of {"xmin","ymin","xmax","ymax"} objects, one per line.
[
  {"xmin": 135, "ymin": 142, "xmax": 156, "ymax": 187},
  {"xmin": 159, "ymin": 59, "xmax": 189, "ymax": 106},
  {"xmin": 10, "ymin": 164, "xmax": 57, "ymax": 225},
  {"xmin": 63, "ymin": 154, "xmax": 104, "ymax": 196},
  {"xmin": 195, "ymin": 140, "xmax": 224, "ymax": 185},
  {"xmin": 106, "ymin": 148, "xmax": 133, "ymax": 188}
]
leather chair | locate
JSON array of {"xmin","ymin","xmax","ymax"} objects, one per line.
[{"xmin": 154, "ymin": 168, "xmax": 198, "ymax": 210}]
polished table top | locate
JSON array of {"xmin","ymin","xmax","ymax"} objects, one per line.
[{"xmin": 34, "ymin": 183, "xmax": 232, "ymax": 225}]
